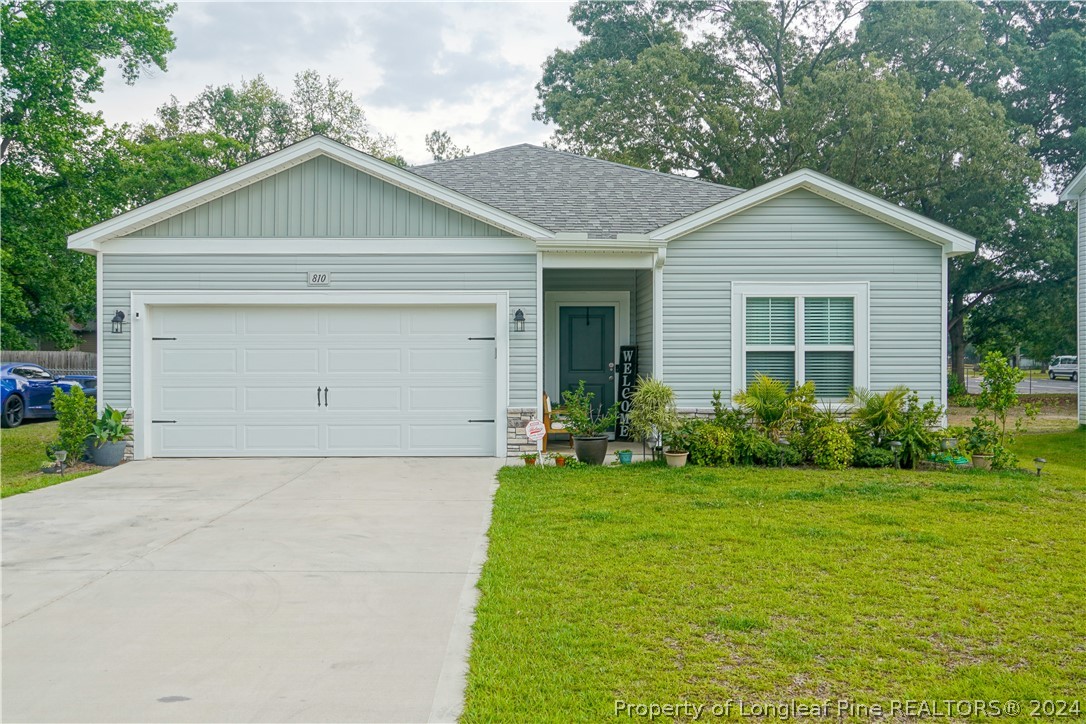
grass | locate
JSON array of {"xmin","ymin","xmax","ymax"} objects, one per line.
[
  {"xmin": 1, "ymin": 420, "xmax": 100, "ymax": 498},
  {"xmin": 463, "ymin": 430, "xmax": 1086, "ymax": 721}
]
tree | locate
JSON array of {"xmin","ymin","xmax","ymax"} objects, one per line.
[
  {"xmin": 424, "ymin": 130, "xmax": 471, "ymax": 161},
  {"xmin": 151, "ymin": 70, "xmax": 400, "ymax": 164},
  {"xmin": 0, "ymin": 0, "xmax": 176, "ymax": 348},
  {"xmin": 536, "ymin": 0, "xmax": 1078, "ymax": 386}
]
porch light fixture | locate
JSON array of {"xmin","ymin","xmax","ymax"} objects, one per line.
[
  {"xmin": 1033, "ymin": 457, "xmax": 1046, "ymax": 477},
  {"xmin": 111, "ymin": 310, "xmax": 126, "ymax": 334},
  {"xmin": 513, "ymin": 308, "xmax": 526, "ymax": 333},
  {"xmin": 889, "ymin": 440, "xmax": 903, "ymax": 469}
]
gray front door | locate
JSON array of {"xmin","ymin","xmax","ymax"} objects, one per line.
[{"xmin": 559, "ymin": 306, "xmax": 616, "ymax": 418}]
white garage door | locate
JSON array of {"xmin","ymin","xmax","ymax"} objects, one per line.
[{"xmin": 149, "ymin": 305, "xmax": 497, "ymax": 457}]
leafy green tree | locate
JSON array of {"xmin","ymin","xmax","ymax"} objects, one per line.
[
  {"xmin": 424, "ymin": 130, "xmax": 471, "ymax": 161},
  {"xmin": 1, "ymin": 0, "xmax": 176, "ymax": 348}
]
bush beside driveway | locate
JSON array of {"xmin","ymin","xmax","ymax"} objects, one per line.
[{"xmin": 463, "ymin": 430, "xmax": 1086, "ymax": 721}]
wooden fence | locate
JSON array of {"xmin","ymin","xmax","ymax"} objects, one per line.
[{"xmin": 1, "ymin": 350, "xmax": 97, "ymax": 376}]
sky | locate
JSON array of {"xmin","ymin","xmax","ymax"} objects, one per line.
[{"xmin": 92, "ymin": 1, "xmax": 581, "ymax": 165}]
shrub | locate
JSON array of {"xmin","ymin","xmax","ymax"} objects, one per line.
[
  {"xmin": 897, "ymin": 391, "xmax": 944, "ymax": 469},
  {"xmin": 853, "ymin": 446, "xmax": 895, "ymax": 468},
  {"xmin": 687, "ymin": 424, "xmax": 735, "ymax": 467},
  {"xmin": 808, "ymin": 422, "xmax": 855, "ymax": 470},
  {"xmin": 733, "ymin": 427, "xmax": 779, "ymax": 466},
  {"xmin": 848, "ymin": 386, "xmax": 909, "ymax": 446},
  {"xmin": 733, "ymin": 374, "xmax": 815, "ymax": 439},
  {"xmin": 52, "ymin": 386, "xmax": 96, "ymax": 459},
  {"xmin": 947, "ymin": 373, "xmax": 968, "ymax": 399},
  {"xmin": 561, "ymin": 380, "xmax": 620, "ymax": 437},
  {"xmin": 628, "ymin": 377, "xmax": 681, "ymax": 447}
]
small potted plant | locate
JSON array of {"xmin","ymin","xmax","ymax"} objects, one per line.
[
  {"xmin": 562, "ymin": 381, "xmax": 620, "ymax": 466},
  {"xmin": 549, "ymin": 452, "xmax": 568, "ymax": 467},
  {"xmin": 614, "ymin": 449, "xmax": 633, "ymax": 465},
  {"xmin": 663, "ymin": 424, "xmax": 690, "ymax": 468},
  {"xmin": 520, "ymin": 451, "xmax": 539, "ymax": 466},
  {"xmin": 90, "ymin": 406, "xmax": 132, "ymax": 467},
  {"xmin": 966, "ymin": 417, "xmax": 998, "ymax": 470}
]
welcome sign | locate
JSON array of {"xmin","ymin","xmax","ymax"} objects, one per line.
[{"xmin": 617, "ymin": 345, "xmax": 638, "ymax": 440}]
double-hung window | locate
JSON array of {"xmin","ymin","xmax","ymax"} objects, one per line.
[{"xmin": 732, "ymin": 283, "xmax": 869, "ymax": 399}]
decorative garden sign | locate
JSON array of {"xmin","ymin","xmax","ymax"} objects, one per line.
[{"xmin": 617, "ymin": 345, "xmax": 637, "ymax": 440}]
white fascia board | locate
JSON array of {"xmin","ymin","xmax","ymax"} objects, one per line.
[
  {"xmin": 1059, "ymin": 166, "xmax": 1086, "ymax": 201},
  {"xmin": 536, "ymin": 237, "xmax": 664, "ymax": 253},
  {"xmin": 651, "ymin": 169, "xmax": 977, "ymax": 255},
  {"xmin": 69, "ymin": 135, "xmax": 554, "ymax": 251}
]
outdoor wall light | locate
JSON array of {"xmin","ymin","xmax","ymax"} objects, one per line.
[
  {"xmin": 111, "ymin": 310, "xmax": 126, "ymax": 334},
  {"xmin": 513, "ymin": 308, "xmax": 526, "ymax": 333},
  {"xmin": 1033, "ymin": 457, "xmax": 1046, "ymax": 477}
]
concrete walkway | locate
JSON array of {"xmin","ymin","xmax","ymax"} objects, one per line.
[{"xmin": 2, "ymin": 457, "xmax": 501, "ymax": 723}]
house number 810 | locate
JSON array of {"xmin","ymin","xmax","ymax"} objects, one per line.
[{"xmin": 307, "ymin": 272, "xmax": 330, "ymax": 286}]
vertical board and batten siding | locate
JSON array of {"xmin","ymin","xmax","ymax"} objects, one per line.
[
  {"xmin": 1079, "ymin": 191, "xmax": 1085, "ymax": 425},
  {"xmin": 663, "ymin": 188, "xmax": 943, "ymax": 407},
  {"xmin": 101, "ymin": 254, "xmax": 536, "ymax": 408},
  {"xmin": 635, "ymin": 269, "xmax": 653, "ymax": 378},
  {"xmin": 123, "ymin": 156, "xmax": 510, "ymax": 239}
]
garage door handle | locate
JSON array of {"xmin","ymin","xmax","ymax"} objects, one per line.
[
  {"xmin": 324, "ymin": 387, "xmax": 329, "ymax": 407},
  {"xmin": 317, "ymin": 387, "xmax": 322, "ymax": 407}
]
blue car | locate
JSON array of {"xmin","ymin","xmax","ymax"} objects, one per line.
[{"xmin": 1, "ymin": 363, "xmax": 97, "ymax": 428}]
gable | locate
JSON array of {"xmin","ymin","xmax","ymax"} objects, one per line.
[{"xmin": 123, "ymin": 156, "xmax": 511, "ymax": 239}]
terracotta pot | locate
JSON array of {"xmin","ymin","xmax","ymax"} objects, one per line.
[
  {"xmin": 523, "ymin": 457, "xmax": 537, "ymax": 466},
  {"xmin": 573, "ymin": 436, "xmax": 609, "ymax": 466},
  {"xmin": 664, "ymin": 451, "xmax": 689, "ymax": 468},
  {"xmin": 554, "ymin": 457, "xmax": 567, "ymax": 467},
  {"xmin": 971, "ymin": 454, "xmax": 993, "ymax": 471}
]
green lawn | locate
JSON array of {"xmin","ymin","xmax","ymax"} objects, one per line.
[
  {"xmin": 464, "ymin": 430, "xmax": 1086, "ymax": 721},
  {"xmin": 1, "ymin": 420, "xmax": 99, "ymax": 497}
]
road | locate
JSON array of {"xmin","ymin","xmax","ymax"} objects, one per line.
[{"xmin": 965, "ymin": 375, "xmax": 1077, "ymax": 395}]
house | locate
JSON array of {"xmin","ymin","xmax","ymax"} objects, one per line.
[
  {"xmin": 68, "ymin": 135, "xmax": 975, "ymax": 459},
  {"xmin": 1059, "ymin": 165, "xmax": 1086, "ymax": 426}
]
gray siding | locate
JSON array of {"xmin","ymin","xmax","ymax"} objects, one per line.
[
  {"xmin": 635, "ymin": 269, "xmax": 653, "ymax": 378},
  {"xmin": 1079, "ymin": 191, "xmax": 1085, "ymax": 424},
  {"xmin": 101, "ymin": 253, "xmax": 537, "ymax": 407},
  {"xmin": 125, "ymin": 156, "xmax": 510, "ymax": 239},
  {"xmin": 663, "ymin": 188, "xmax": 944, "ymax": 407}
]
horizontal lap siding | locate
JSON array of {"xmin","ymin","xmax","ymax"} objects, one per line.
[
  {"xmin": 1079, "ymin": 194, "xmax": 1085, "ymax": 424},
  {"xmin": 664, "ymin": 189, "xmax": 943, "ymax": 407},
  {"xmin": 124, "ymin": 156, "xmax": 509, "ymax": 239},
  {"xmin": 101, "ymin": 253, "xmax": 537, "ymax": 408},
  {"xmin": 635, "ymin": 269, "xmax": 653, "ymax": 378}
]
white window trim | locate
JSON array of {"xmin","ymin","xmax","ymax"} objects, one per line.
[
  {"xmin": 730, "ymin": 282, "xmax": 869, "ymax": 400},
  {"xmin": 129, "ymin": 290, "xmax": 510, "ymax": 460}
]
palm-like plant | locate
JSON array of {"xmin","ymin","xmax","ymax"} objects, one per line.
[
  {"xmin": 733, "ymin": 374, "xmax": 814, "ymax": 440},
  {"xmin": 847, "ymin": 386, "xmax": 909, "ymax": 446}
]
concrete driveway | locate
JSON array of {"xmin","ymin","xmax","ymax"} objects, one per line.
[{"xmin": 2, "ymin": 457, "xmax": 501, "ymax": 723}]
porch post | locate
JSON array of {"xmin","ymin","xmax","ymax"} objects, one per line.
[{"xmin": 653, "ymin": 250, "xmax": 664, "ymax": 379}]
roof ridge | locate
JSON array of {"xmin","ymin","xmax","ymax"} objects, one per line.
[{"xmin": 413, "ymin": 143, "xmax": 745, "ymax": 192}]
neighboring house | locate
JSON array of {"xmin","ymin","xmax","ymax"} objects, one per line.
[
  {"xmin": 1059, "ymin": 166, "xmax": 1086, "ymax": 426},
  {"xmin": 68, "ymin": 135, "xmax": 975, "ymax": 459}
]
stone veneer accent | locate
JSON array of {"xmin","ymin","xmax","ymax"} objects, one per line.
[
  {"xmin": 122, "ymin": 409, "xmax": 135, "ymax": 461},
  {"xmin": 506, "ymin": 408, "xmax": 540, "ymax": 456}
]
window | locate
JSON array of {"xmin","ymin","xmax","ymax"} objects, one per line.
[{"xmin": 733, "ymin": 283, "xmax": 868, "ymax": 399}]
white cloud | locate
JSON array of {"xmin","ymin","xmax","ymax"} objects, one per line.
[{"xmin": 90, "ymin": 1, "xmax": 581, "ymax": 164}]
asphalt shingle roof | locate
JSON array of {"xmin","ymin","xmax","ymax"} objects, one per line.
[{"xmin": 411, "ymin": 144, "xmax": 744, "ymax": 238}]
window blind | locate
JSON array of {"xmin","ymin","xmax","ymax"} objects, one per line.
[
  {"xmin": 804, "ymin": 297, "xmax": 854, "ymax": 345},
  {"xmin": 746, "ymin": 297, "xmax": 795, "ymax": 345},
  {"xmin": 805, "ymin": 351, "xmax": 854, "ymax": 397},
  {"xmin": 746, "ymin": 351, "xmax": 796, "ymax": 388}
]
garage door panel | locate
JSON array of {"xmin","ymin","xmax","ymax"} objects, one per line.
[
  {"xmin": 151, "ymin": 304, "xmax": 497, "ymax": 457},
  {"xmin": 408, "ymin": 347, "xmax": 493, "ymax": 374},
  {"xmin": 159, "ymin": 387, "xmax": 238, "ymax": 413},
  {"xmin": 160, "ymin": 348, "xmax": 237, "ymax": 374},
  {"xmin": 244, "ymin": 425, "xmax": 320, "ymax": 450},
  {"xmin": 327, "ymin": 424, "xmax": 402, "ymax": 451},
  {"xmin": 157, "ymin": 425, "xmax": 239, "ymax": 453},
  {"xmin": 244, "ymin": 387, "xmax": 320, "ymax": 412},
  {"xmin": 326, "ymin": 348, "xmax": 401, "ymax": 374},
  {"xmin": 326, "ymin": 386, "xmax": 402, "ymax": 412},
  {"xmin": 245, "ymin": 308, "xmax": 318, "ymax": 335},
  {"xmin": 244, "ymin": 348, "xmax": 319, "ymax": 373}
]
